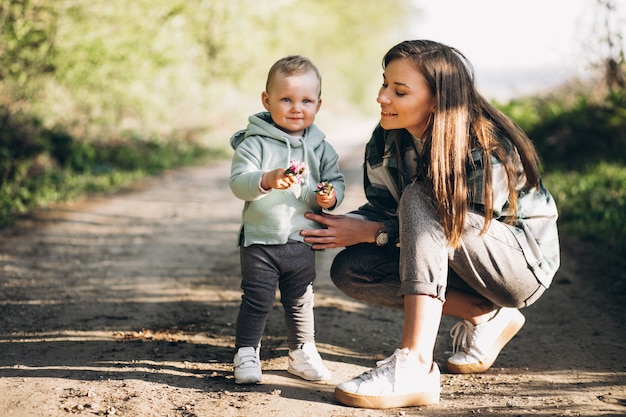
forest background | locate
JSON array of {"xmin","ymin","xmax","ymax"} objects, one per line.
[{"xmin": 0, "ymin": 0, "xmax": 625, "ymax": 269}]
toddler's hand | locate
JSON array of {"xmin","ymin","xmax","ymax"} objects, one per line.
[
  {"xmin": 315, "ymin": 180, "xmax": 334, "ymax": 196},
  {"xmin": 262, "ymin": 168, "xmax": 298, "ymax": 190},
  {"xmin": 284, "ymin": 160, "xmax": 307, "ymax": 184},
  {"xmin": 316, "ymin": 188, "xmax": 337, "ymax": 209}
]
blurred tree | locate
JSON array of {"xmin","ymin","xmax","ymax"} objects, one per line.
[
  {"xmin": 588, "ymin": 0, "xmax": 625, "ymax": 93},
  {"xmin": 182, "ymin": 0, "xmax": 415, "ymax": 112},
  {"xmin": 50, "ymin": 0, "xmax": 205, "ymax": 137},
  {"xmin": 1, "ymin": 0, "xmax": 418, "ymax": 143},
  {"xmin": 0, "ymin": 0, "xmax": 56, "ymax": 103}
]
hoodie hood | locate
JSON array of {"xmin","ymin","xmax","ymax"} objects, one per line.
[
  {"xmin": 229, "ymin": 111, "xmax": 327, "ymax": 202},
  {"xmin": 230, "ymin": 112, "xmax": 325, "ymax": 150}
]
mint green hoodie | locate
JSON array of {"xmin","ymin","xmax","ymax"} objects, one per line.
[{"xmin": 229, "ymin": 112, "xmax": 345, "ymax": 247}]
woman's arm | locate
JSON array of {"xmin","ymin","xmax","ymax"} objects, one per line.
[{"xmin": 301, "ymin": 126, "xmax": 400, "ymax": 249}]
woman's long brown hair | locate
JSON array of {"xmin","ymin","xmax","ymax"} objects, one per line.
[{"xmin": 383, "ymin": 40, "xmax": 541, "ymax": 248}]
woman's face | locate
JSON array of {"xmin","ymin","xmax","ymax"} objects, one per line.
[{"xmin": 377, "ymin": 58, "xmax": 435, "ymax": 138}]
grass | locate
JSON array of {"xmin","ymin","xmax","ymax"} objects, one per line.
[
  {"xmin": 543, "ymin": 162, "xmax": 626, "ymax": 254},
  {"xmin": 501, "ymin": 88, "xmax": 626, "ymax": 255},
  {"xmin": 0, "ymin": 127, "xmax": 226, "ymax": 228}
]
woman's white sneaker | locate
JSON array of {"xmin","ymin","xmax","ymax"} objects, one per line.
[
  {"xmin": 334, "ymin": 348, "xmax": 440, "ymax": 409},
  {"xmin": 287, "ymin": 342, "xmax": 331, "ymax": 381},
  {"xmin": 234, "ymin": 346, "xmax": 262, "ymax": 384},
  {"xmin": 447, "ymin": 307, "xmax": 526, "ymax": 374}
]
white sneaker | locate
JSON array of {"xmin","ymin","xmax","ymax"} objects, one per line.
[
  {"xmin": 334, "ymin": 348, "xmax": 440, "ymax": 409},
  {"xmin": 287, "ymin": 342, "xmax": 331, "ymax": 381},
  {"xmin": 447, "ymin": 307, "xmax": 526, "ymax": 374},
  {"xmin": 234, "ymin": 346, "xmax": 262, "ymax": 384}
]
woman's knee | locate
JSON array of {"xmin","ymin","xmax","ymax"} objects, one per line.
[
  {"xmin": 399, "ymin": 182, "xmax": 436, "ymax": 215},
  {"xmin": 330, "ymin": 248, "xmax": 353, "ymax": 291},
  {"xmin": 490, "ymin": 283, "xmax": 546, "ymax": 309},
  {"xmin": 330, "ymin": 245, "xmax": 382, "ymax": 292}
]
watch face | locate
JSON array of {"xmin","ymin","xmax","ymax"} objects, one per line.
[{"xmin": 376, "ymin": 232, "xmax": 388, "ymax": 246}]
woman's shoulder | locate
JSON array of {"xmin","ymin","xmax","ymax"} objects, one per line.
[{"xmin": 367, "ymin": 126, "xmax": 409, "ymax": 145}]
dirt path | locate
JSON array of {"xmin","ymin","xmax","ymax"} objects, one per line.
[{"xmin": 0, "ymin": 123, "xmax": 625, "ymax": 417}]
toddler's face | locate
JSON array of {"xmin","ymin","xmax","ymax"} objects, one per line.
[{"xmin": 262, "ymin": 71, "xmax": 321, "ymax": 136}]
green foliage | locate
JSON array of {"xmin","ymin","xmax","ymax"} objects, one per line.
[
  {"xmin": 0, "ymin": 0, "xmax": 418, "ymax": 228},
  {"xmin": 0, "ymin": 0, "xmax": 56, "ymax": 88},
  {"xmin": 50, "ymin": 0, "xmax": 205, "ymax": 134},
  {"xmin": 502, "ymin": 92, "xmax": 626, "ymax": 170},
  {"xmin": 0, "ymin": 107, "xmax": 219, "ymax": 228},
  {"xmin": 544, "ymin": 163, "xmax": 626, "ymax": 254},
  {"xmin": 197, "ymin": 0, "xmax": 414, "ymax": 110},
  {"xmin": 500, "ymin": 85, "xmax": 626, "ymax": 254},
  {"xmin": 2, "ymin": 0, "xmax": 416, "ymax": 140}
]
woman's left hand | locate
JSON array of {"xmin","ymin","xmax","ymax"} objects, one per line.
[{"xmin": 301, "ymin": 212, "xmax": 378, "ymax": 249}]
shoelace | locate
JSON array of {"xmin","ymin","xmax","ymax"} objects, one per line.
[
  {"xmin": 359, "ymin": 349, "xmax": 407, "ymax": 383},
  {"xmin": 450, "ymin": 320, "xmax": 473, "ymax": 354},
  {"xmin": 451, "ymin": 309, "xmax": 502, "ymax": 356}
]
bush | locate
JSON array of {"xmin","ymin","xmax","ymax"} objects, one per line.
[
  {"xmin": 500, "ymin": 90, "xmax": 626, "ymax": 171},
  {"xmin": 0, "ymin": 108, "xmax": 220, "ymax": 228},
  {"xmin": 500, "ymin": 88, "xmax": 626, "ymax": 255},
  {"xmin": 544, "ymin": 163, "xmax": 626, "ymax": 254}
]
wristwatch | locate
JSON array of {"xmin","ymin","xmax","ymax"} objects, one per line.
[{"xmin": 375, "ymin": 222, "xmax": 388, "ymax": 246}]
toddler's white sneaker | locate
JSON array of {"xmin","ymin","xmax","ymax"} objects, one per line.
[
  {"xmin": 234, "ymin": 346, "xmax": 262, "ymax": 384},
  {"xmin": 287, "ymin": 342, "xmax": 331, "ymax": 381}
]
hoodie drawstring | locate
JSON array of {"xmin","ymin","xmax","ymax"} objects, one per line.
[{"xmin": 283, "ymin": 136, "xmax": 309, "ymax": 202}]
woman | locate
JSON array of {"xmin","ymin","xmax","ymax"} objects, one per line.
[{"xmin": 300, "ymin": 40, "xmax": 560, "ymax": 409}]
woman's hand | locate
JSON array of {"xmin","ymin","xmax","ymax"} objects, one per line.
[{"xmin": 301, "ymin": 212, "xmax": 379, "ymax": 249}]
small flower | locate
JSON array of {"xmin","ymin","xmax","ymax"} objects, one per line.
[
  {"xmin": 284, "ymin": 160, "xmax": 307, "ymax": 184},
  {"xmin": 315, "ymin": 180, "xmax": 334, "ymax": 195}
]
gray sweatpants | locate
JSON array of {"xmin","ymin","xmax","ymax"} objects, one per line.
[
  {"xmin": 236, "ymin": 241, "xmax": 316, "ymax": 351},
  {"xmin": 331, "ymin": 182, "xmax": 545, "ymax": 310}
]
